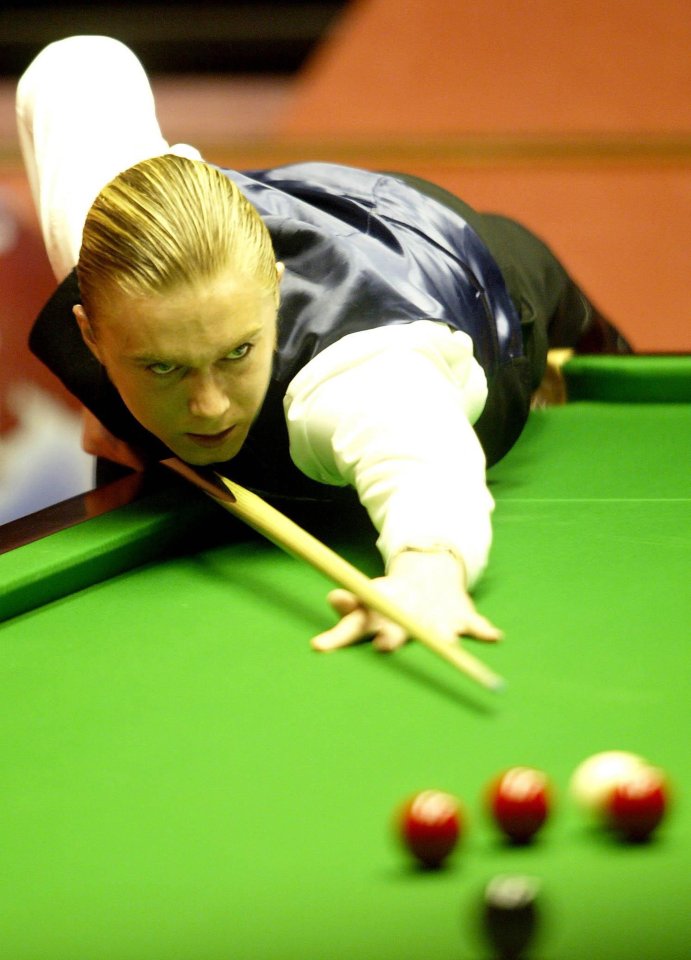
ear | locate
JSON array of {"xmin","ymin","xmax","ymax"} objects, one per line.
[
  {"xmin": 272, "ymin": 261, "xmax": 285, "ymax": 307},
  {"xmin": 73, "ymin": 304, "xmax": 103, "ymax": 362}
]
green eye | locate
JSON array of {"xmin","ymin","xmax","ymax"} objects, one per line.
[
  {"xmin": 149, "ymin": 361, "xmax": 178, "ymax": 376},
  {"xmin": 225, "ymin": 343, "xmax": 252, "ymax": 361}
]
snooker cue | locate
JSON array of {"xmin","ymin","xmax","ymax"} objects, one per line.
[{"xmin": 162, "ymin": 456, "xmax": 505, "ymax": 693}]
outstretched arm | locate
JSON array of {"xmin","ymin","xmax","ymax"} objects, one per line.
[{"xmin": 285, "ymin": 320, "xmax": 502, "ymax": 650}]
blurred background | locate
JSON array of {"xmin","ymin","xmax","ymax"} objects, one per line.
[{"xmin": 0, "ymin": 0, "xmax": 689, "ymax": 524}]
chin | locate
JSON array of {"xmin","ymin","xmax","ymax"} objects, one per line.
[
  {"xmin": 178, "ymin": 450, "xmax": 221, "ymax": 467},
  {"xmin": 172, "ymin": 436, "xmax": 243, "ymax": 467},
  {"xmin": 175, "ymin": 448, "xmax": 229, "ymax": 467}
]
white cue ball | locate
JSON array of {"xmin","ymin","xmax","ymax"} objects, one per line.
[{"xmin": 569, "ymin": 751, "xmax": 649, "ymax": 814}]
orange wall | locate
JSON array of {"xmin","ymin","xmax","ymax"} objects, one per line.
[
  {"xmin": 282, "ymin": 0, "xmax": 690, "ymax": 136},
  {"xmin": 280, "ymin": 0, "xmax": 691, "ymax": 351}
]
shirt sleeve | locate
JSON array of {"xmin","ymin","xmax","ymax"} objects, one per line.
[{"xmin": 283, "ymin": 320, "xmax": 495, "ymax": 588}]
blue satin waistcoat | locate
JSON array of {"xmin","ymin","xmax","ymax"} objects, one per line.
[{"xmin": 224, "ymin": 163, "xmax": 523, "ymax": 380}]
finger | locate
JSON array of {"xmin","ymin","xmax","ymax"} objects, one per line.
[
  {"xmin": 311, "ymin": 606, "xmax": 371, "ymax": 651},
  {"xmin": 461, "ymin": 612, "xmax": 503, "ymax": 643},
  {"xmin": 372, "ymin": 621, "xmax": 409, "ymax": 653},
  {"xmin": 326, "ymin": 589, "xmax": 361, "ymax": 617}
]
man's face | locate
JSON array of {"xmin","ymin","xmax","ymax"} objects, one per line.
[{"xmin": 75, "ymin": 268, "xmax": 279, "ymax": 465}]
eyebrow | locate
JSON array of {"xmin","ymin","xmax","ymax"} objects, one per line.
[{"xmin": 127, "ymin": 327, "xmax": 264, "ymax": 366}]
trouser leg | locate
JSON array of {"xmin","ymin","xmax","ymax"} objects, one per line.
[{"xmin": 475, "ymin": 214, "xmax": 633, "ymax": 370}]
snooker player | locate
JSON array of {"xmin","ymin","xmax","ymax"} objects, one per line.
[{"xmin": 16, "ymin": 36, "xmax": 631, "ymax": 655}]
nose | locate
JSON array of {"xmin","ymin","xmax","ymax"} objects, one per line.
[{"xmin": 187, "ymin": 369, "xmax": 232, "ymax": 421}]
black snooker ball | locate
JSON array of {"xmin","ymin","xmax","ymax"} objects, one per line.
[{"xmin": 482, "ymin": 874, "xmax": 540, "ymax": 959}]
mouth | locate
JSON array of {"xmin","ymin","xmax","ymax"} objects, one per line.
[{"xmin": 185, "ymin": 426, "xmax": 236, "ymax": 449}]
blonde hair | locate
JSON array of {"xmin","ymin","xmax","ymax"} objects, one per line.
[{"xmin": 77, "ymin": 154, "xmax": 278, "ymax": 317}]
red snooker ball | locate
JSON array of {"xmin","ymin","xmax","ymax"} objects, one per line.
[
  {"xmin": 398, "ymin": 790, "xmax": 462, "ymax": 867},
  {"xmin": 488, "ymin": 767, "xmax": 551, "ymax": 843},
  {"xmin": 606, "ymin": 767, "xmax": 668, "ymax": 841}
]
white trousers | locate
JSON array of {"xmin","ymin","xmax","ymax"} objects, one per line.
[{"xmin": 16, "ymin": 35, "xmax": 201, "ymax": 282}]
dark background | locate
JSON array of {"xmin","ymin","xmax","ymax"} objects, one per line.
[{"xmin": 0, "ymin": 1, "xmax": 347, "ymax": 75}]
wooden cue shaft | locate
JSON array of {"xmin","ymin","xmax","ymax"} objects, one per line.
[
  {"xmin": 220, "ymin": 476, "xmax": 505, "ymax": 691},
  {"xmin": 163, "ymin": 457, "xmax": 504, "ymax": 692}
]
